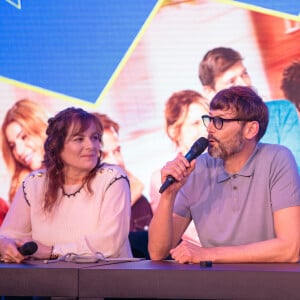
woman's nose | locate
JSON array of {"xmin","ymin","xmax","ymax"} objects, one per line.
[{"xmin": 86, "ymin": 138, "xmax": 97, "ymax": 148}]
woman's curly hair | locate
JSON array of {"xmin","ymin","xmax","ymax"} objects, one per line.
[{"xmin": 43, "ymin": 107, "xmax": 103, "ymax": 212}]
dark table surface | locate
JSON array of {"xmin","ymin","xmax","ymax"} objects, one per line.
[
  {"xmin": 0, "ymin": 260, "xmax": 80, "ymax": 297},
  {"xmin": 79, "ymin": 260, "xmax": 300, "ymax": 299},
  {"xmin": 2, "ymin": 259, "xmax": 300, "ymax": 299}
]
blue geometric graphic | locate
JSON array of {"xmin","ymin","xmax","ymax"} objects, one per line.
[
  {"xmin": 0, "ymin": 0, "xmax": 158, "ymax": 103},
  {"xmin": 234, "ymin": 0, "xmax": 300, "ymax": 17}
]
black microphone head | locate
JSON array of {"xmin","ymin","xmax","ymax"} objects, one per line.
[
  {"xmin": 18, "ymin": 241, "xmax": 38, "ymax": 256},
  {"xmin": 185, "ymin": 137, "xmax": 208, "ymax": 161}
]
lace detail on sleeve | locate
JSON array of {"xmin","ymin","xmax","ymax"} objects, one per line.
[
  {"xmin": 105, "ymin": 175, "xmax": 130, "ymax": 192},
  {"xmin": 22, "ymin": 180, "xmax": 31, "ymax": 207}
]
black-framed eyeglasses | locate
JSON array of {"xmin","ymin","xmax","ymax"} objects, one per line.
[{"xmin": 201, "ymin": 115, "xmax": 250, "ymax": 130}]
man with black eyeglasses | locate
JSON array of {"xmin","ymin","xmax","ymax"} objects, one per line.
[
  {"xmin": 198, "ymin": 47, "xmax": 300, "ymax": 173},
  {"xmin": 148, "ymin": 85, "xmax": 300, "ymax": 263}
]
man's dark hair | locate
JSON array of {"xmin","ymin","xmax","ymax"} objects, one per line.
[
  {"xmin": 199, "ymin": 47, "xmax": 243, "ymax": 88},
  {"xmin": 211, "ymin": 86, "xmax": 269, "ymax": 141}
]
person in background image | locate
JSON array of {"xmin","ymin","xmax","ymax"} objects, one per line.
[
  {"xmin": 148, "ymin": 86, "xmax": 300, "ymax": 263},
  {"xmin": 281, "ymin": 60, "xmax": 300, "ymax": 118},
  {"xmin": 93, "ymin": 112, "xmax": 152, "ymax": 258},
  {"xmin": 0, "ymin": 107, "xmax": 132, "ymax": 263},
  {"xmin": 198, "ymin": 47, "xmax": 300, "ymax": 173},
  {"xmin": 149, "ymin": 90, "xmax": 209, "ymax": 245},
  {"xmin": 1, "ymin": 99, "xmax": 48, "ymax": 203}
]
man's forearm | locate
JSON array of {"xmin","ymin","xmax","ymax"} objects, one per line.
[{"xmin": 202, "ymin": 238, "xmax": 299, "ymax": 263}]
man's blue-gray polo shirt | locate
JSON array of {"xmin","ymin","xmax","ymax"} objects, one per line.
[{"xmin": 174, "ymin": 143, "xmax": 300, "ymax": 247}]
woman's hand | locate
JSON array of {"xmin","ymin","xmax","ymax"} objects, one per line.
[
  {"xmin": 0, "ymin": 237, "xmax": 53, "ymax": 262},
  {"xmin": 30, "ymin": 241, "xmax": 53, "ymax": 260},
  {"xmin": 0, "ymin": 236, "xmax": 25, "ymax": 263}
]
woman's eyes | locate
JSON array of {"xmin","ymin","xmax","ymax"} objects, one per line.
[
  {"xmin": 73, "ymin": 134, "xmax": 100, "ymax": 142},
  {"xmin": 73, "ymin": 136, "xmax": 84, "ymax": 142}
]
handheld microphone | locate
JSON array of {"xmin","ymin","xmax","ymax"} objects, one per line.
[
  {"xmin": 17, "ymin": 241, "xmax": 38, "ymax": 256},
  {"xmin": 159, "ymin": 137, "xmax": 208, "ymax": 193}
]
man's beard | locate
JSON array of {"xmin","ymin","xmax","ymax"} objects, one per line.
[{"xmin": 208, "ymin": 130, "xmax": 244, "ymax": 160}]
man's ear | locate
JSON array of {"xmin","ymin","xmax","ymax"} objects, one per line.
[
  {"xmin": 244, "ymin": 121, "xmax": 259, "ymax": 140},
  {"xmin": 202, "ymin": 85, "xmax": 216, "ymax": 102}
]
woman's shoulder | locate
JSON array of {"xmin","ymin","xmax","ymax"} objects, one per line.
[
  {"xmin": 94, "ymin": 163, "xmax": 129, "ymax": 189},
  {"xmin": 21, "ymin": 169, "xmax": 47, "ymax": 205},
  {"xmin": 95, "ymin": 163, "xmax": 128, "ymax": 181},
  {"xmin": 21, "ymin": 169, "xmax": 47, "ymax": 196},
  {"xmin": 24, "ymin": 169, "xmax": 47, "ymax": 183},
  {"xmin": 98, "ymin": 163, "xmax": 126, "ymax": 173}
]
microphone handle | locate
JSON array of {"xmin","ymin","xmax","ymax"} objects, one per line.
[{"xmin": 159, "ymin": 175, "xmax": 175, "ymax": 193}]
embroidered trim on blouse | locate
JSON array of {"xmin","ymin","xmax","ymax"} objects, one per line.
[
  {"xmin": 22, "ymin": 171, "xmax": 45, "ymax": 207},
  {"xmin": 22, "ymin": 180, "xmax": 30, "ymax": 207},
  {"xmin": 61, "ymin": 183, "xmax": 85, "ymax": 198},
  {"xmin": 105, "ymin": 175, "xmax": 130, "ymax": 192}
]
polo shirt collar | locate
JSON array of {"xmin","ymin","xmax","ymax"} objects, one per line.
[{"xmin": 217, "ymin": 143, "xmax": 261, "ymax": 183}]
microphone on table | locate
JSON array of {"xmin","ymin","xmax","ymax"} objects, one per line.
[
  {"xmin": 17, "ymin": 241, "xmax": 38, "ymax": 256},
  {"xmin": 159, "ymin": 137, "xmax": 208, "ymax": 194}
]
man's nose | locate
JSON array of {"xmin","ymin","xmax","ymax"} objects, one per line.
[{"xmin": 206, "ymin": 120, "xmax": 216, "ymax": 133}]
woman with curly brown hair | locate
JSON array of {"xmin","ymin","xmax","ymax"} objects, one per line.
[{"xmin": 0, "ymin": 107, "xmax": 132, "ymax": 263}]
